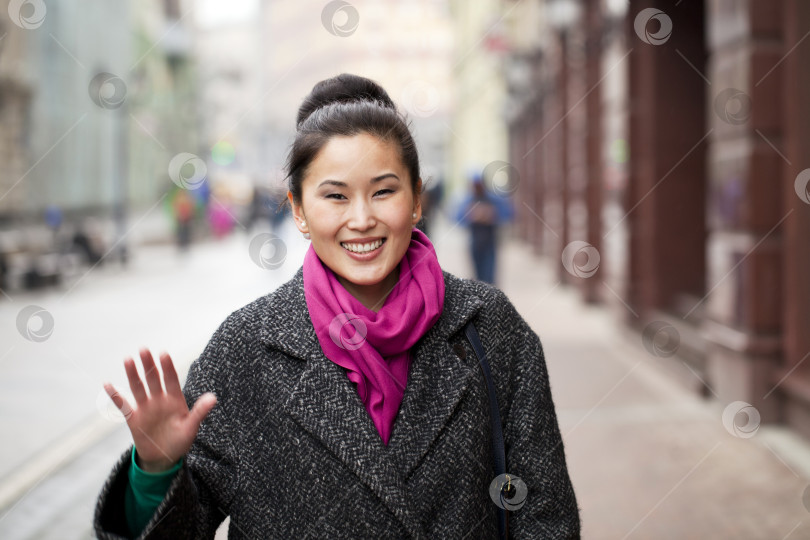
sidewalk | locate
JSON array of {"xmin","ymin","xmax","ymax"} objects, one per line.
[{"xmin": 437, "ymin": 218, "xmax": 810, "ymax": 539}]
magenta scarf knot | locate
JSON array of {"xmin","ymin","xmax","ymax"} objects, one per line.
[{"xmin": 303, "ymin": 227, "xmax": 445, "ymax": 445}]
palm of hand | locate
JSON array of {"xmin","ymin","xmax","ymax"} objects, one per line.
[{"xmin": 104, "ymin": 348, "xmax": 217, "ymax": 473}]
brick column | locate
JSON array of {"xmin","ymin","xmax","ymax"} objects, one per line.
[
  {"xmin": 539, "ymin": 34, "xmax": 567, "ymax": 266},
  {"xmin": 778, "ymin": 0, "xmax": 810, "ymax": 439},
  {"xmin": 582, "ymin": 0, "xmax": 604, "ymax": 303},
  {"xmin": 703, "ymin": 0, "xmax": 786, "ymax": 421},
  {"xmin": 626, "ymin": 0, "xmax": 707, "ymax": 319},
  {"xmin": 511, "ymin": 120, "xmax": 530, "ymax": 241},
  {"xmin": 556, "ymin": 30, "xmax": 571, "ymax": 281}
]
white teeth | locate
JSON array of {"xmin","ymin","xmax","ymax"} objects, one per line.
[{"xmin": 341, "ymin": 239, "xmax": 384, "ymax": 253}]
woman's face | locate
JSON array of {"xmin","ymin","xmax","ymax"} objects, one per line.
[{"xmin": 289, "ymin": 133, "xmax": 421, "ymax": 305}]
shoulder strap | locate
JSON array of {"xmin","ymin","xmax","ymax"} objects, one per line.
[{"xmin": 464, "ymin": 320, "xmax": 508, "ymax": 540}]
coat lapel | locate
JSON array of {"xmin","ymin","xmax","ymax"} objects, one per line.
[
  {"xmin": 385, "ymin": 274, "xmax": 484, "ymax": 477},
  {"xmin": 285, "ymin": 349, "xmax": 425, "ymax": 537},
  {"xmin": 259, "ymin": 269, "xmax": 484, "ymax": 538}
]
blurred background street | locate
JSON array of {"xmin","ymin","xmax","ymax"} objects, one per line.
[{"xmin": 1, "ymin": 0, "xmax": 810, "ymax": 538}]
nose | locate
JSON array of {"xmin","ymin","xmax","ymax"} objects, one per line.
[{"xmin": 347, "ymin": 198, "xmax": 376, "ymax": 230}]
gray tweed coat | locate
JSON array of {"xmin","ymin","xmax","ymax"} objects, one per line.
[{"xmin": 94, "ymin": 267, "xmax": 580, "ymax": 539}]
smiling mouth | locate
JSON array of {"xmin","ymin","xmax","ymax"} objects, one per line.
[{"xmin": 340, "ymin": 238, "xmax": 386, "ymax": 253}]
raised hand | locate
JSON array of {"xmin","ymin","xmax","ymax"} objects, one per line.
[{"xmin": 104, "ymin": 348, "xmax": 217, "ymax": 473}]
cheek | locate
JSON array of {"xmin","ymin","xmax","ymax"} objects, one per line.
[
  {"xmin": 387, "ymin": 196, "xmax": 416, "ymax": 224},
  {"xmin": 303, "ymin": 202, "xmax": 339, "ymax": 233}
]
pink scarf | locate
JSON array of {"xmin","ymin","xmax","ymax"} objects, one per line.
[{"xmin": 303, "ymin": 227, "xmax": 445, "ymax": 445}]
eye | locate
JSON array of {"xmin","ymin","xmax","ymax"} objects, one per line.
[
  {"xmin": 374, "ymin": 189, "xmax": 394, "ymax": 197},
  {"xmin": 325, "ymin": 193, "xmax": 346, "ymax": 200}
]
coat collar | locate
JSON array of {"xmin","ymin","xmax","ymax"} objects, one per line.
[
  {"xmin": 258, "ymin": 267, "xmax": 485, "ymax": 538},
  {"xmin": 258, "ymin": 267, "xmax": 483, "ymax": 359}
]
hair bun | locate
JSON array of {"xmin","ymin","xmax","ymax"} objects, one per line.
[{"xmin": 296, "ymin": 73, "xmax": 396, "ymax": 127}]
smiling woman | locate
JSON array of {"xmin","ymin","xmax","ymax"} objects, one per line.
[
  {"xmin": 288, "ymin": 133, "xmax": 422, "ymax": 312},
  {"xmin": 94, "ymin": 74, "xmax": 580, "ymax": 539}
]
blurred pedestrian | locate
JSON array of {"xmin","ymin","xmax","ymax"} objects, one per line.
[
  {"xmin": 246, "ymin": 184, "xmax": 269, "ymax": 232},
  {"xmin": 455, "ymin": 173, "xmax": 514, "ymax": 285},
  {"xmin": 72, "ymin": 219, "xmax": 104, "ymax": 266},
  {"xmin": 95, "ymin": 74, "xmax": 578, "ymax": 539},
  {"xmin": 0, "ymin": 249, "xmax": 7, "ymax": 294},
  {"xmin": 171, "ymin": 188, "xmax": 195, "ymax": 251},
  {"xmin": 44, "ymin": 204, "xmax": 63, "ymax": 235},
  {"xmin": 207, "ymin": 190, "xmax": 235, "ymax": 238},
  {"xmin": 416, "ymin": 173, "xmax": 444, "ymax": 238},
  {"xmin": 269, "ymin": 184, "xmax": 290, "ymax": 231}
]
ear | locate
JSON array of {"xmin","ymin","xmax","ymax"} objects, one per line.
[
  {"xmin": 287, "ymin": 191, "xmax": 308, "ymax": 233},
  {"xmin": 413, "ymin": 178, "xmax": 423, "ymax": 223}
]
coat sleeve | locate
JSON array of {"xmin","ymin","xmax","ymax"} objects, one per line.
[
  {"xmin": 94, "ymin": 316, "xmax": 242, "ymax": 539},
  {"xmin": 494, "ymin": 291, "xmax": 581, "ymax": 539}
]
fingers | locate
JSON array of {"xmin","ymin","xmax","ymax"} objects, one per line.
[
  {"xmin": 188, "ymin": 392, "xmax": 217, "ymax": 429},
  {"xmin": 104, "ymin": 382, "xmax": 134, "ymax": 420},
  {"xmin": 160, "ymin": 352, "xmax": 182, "ymax": 396},
  {"xmin": 139, "ymin": 348, "xmax": 164, "ymax": 397},
  {"xmin": 124, "ymin": 357, "xmax": 148, "ymax": 404}
]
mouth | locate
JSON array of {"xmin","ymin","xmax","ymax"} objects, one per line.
[{"xmin": 340, "ymin": 237, "xmax": 386, "ymax": 254}]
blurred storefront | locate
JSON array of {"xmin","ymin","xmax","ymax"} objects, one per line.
[
  {"xmin": 502, "ymin": 0, "xmax": 810, "ymax": 440},
  {"xmin": 0, "ymin": 0, "xmax": 199, "ymax": 290}
]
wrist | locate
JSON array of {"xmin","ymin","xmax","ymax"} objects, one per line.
[{"xmin": 133, "ymin": 447, "xmax": 181, "ymax": 474}]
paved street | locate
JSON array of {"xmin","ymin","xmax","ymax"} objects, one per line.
[
  {"xmin": 0, "ymin": 218, "xmax": 309, "ymax": 538},
  {"xmin": 1, "ymin": 212, "xmax": 809, "ymax": 539}
]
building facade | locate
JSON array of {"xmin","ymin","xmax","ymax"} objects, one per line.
[
  {"xmin": 505, "ymin": 0, "xmax": 810, "ymax": 440},
  {"xmin": 0, "ymin": 0, "xmax": 199, "ymax": 254}
]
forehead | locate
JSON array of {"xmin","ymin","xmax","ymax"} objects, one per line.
[{"xmin": 305, "ymin": 133, "xmax": 406, "ymax": 183}]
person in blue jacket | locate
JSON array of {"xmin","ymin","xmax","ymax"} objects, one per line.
[{"xmin": 455, "ymin": 173, "xmax": 514, "ymax": 285}]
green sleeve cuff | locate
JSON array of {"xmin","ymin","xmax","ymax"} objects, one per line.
[{"xmin": 125, "ymin": 447, "xmax": 182, "ymax": 537}]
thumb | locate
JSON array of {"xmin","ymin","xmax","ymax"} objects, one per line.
[{"xmin": 188, "ymin": 392, "xmax": 217, "ymax": 429}]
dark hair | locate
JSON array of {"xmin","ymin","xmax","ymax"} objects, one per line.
[{"xmin": 284, "ymin": 73, "xmax": 421, "ymax": 205}]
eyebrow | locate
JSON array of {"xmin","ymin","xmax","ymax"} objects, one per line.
[{"xmin": 317, "ymin": 173, "xmax": 400, "ymax": 189}]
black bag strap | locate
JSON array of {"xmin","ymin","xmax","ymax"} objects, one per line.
[{"xmin": 464, "ymin": 320, "xmax": 508, "ymax": 540}]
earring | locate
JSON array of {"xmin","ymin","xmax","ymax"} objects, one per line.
[
  {"xmin": 303, "ymin": 232, "xmax": 311, "ymax": 240},
  {"xmin": 412, "ymin": 213, "xmax": 417, "ymax": 220}
]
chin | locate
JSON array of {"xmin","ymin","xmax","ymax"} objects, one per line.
[{"xmin": 347, "ymin": 271, "xmax": 387, "ymax": 285}]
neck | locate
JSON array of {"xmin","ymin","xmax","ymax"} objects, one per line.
[{"xmin": 337, "ymin": 265, "xmax": 400, "ymax": 313}]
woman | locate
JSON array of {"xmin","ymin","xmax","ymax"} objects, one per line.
[{"xmin": 94, "ymin": 74, "xmax": 580, "ymax": 539}]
